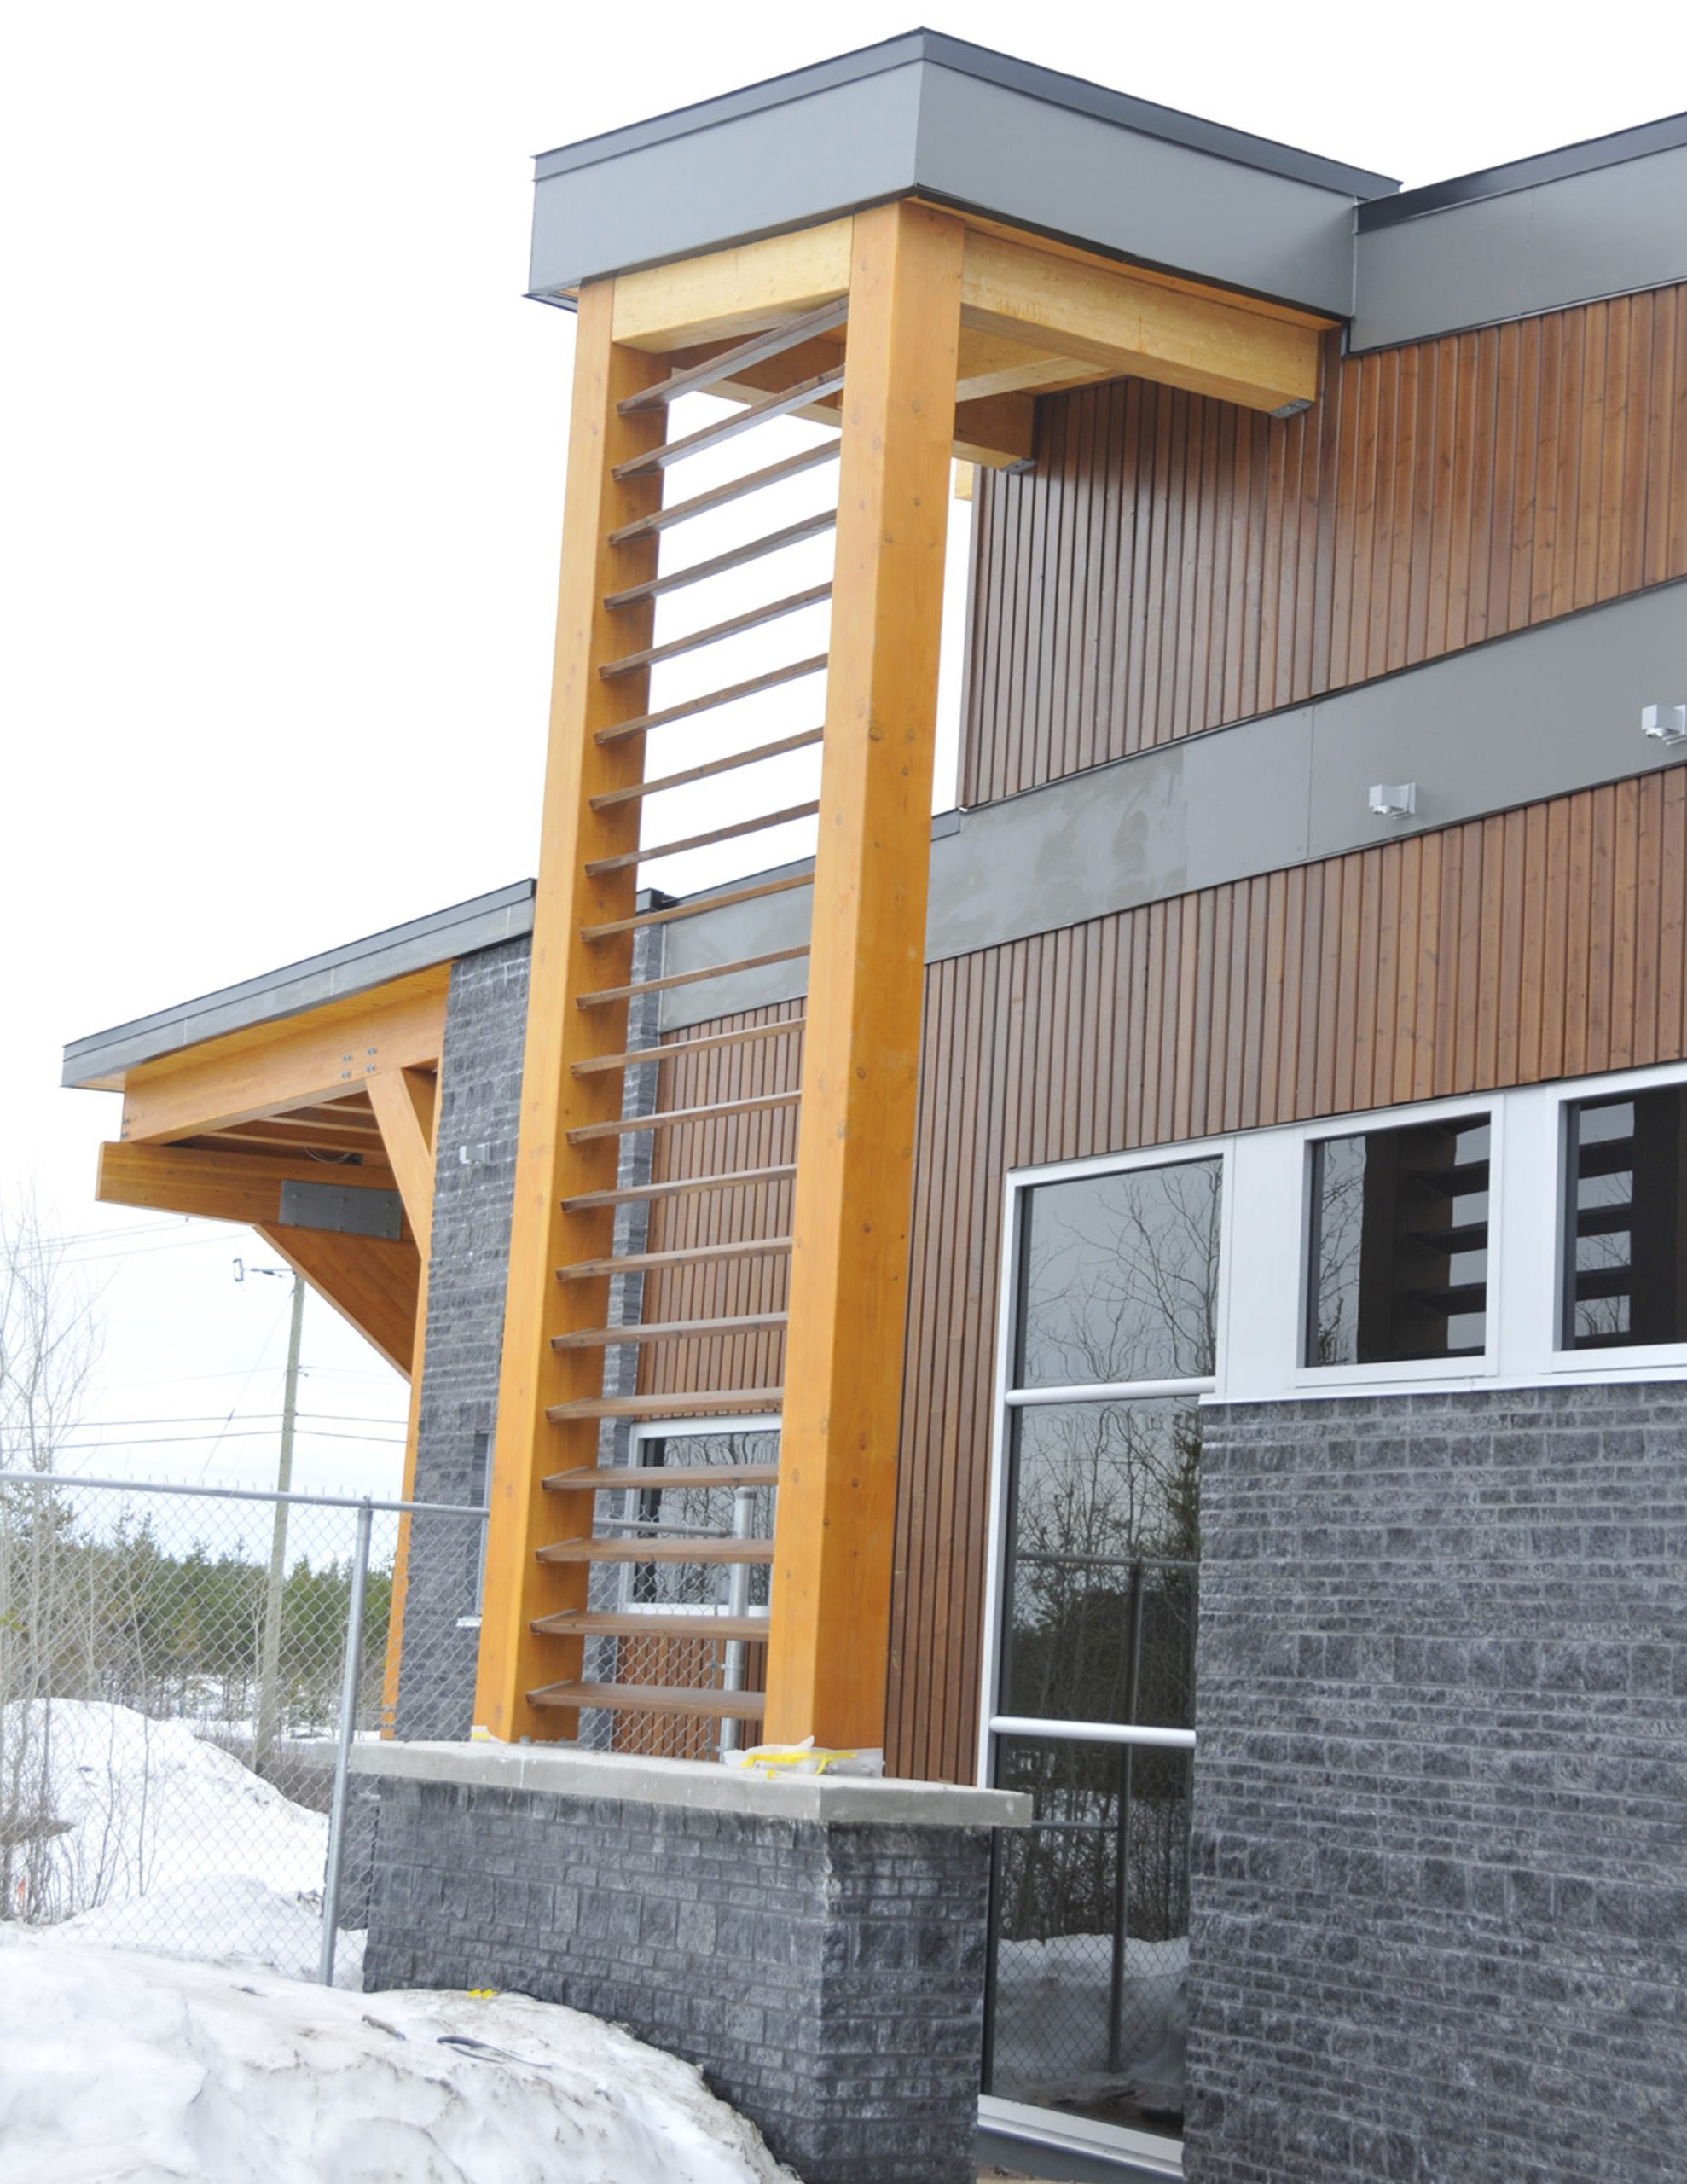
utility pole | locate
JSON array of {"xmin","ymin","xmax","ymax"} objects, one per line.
[{"xmin": 246, "ymin": 1263, "xmax": 304, "ymax": 1773}]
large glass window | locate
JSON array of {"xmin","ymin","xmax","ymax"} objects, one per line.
[
  {"xmin": 1306, "ymin": 1114, "xmax": 1490, "ymax": 1366},
  {"xmin": 985, "ymin": 1154, "xmax": 1220, "ymax": 2146},
  {"xmin": 1561, "ymin": 1085, "xmax": 1687, "ymax": 1348}
]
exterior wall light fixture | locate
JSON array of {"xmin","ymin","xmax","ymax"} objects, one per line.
[
  {"xmin": 1642, "ymin": 703, "xmax": 1687, "ymax": 741},
  {"xmin": 1368, "ymin": 782, "xmax": 1417, "ymax": 818}
]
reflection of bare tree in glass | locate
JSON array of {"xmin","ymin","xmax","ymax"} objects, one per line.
[
  {"xmin": 1309, "ymin": 1137, "xmax": 1365, "ymax": 1365},
  {"xmin": 997, "ymin": 1160, "xmax": 1216, "ymax": 2032},
  {"xmin": 1019, "ymin": 1161, "xmax": 1221, "ymax": 1391},
  {"xmin": 1570, "ymin": 1103, "xmax": 1634, "ymax": 1344},
  {"xmin": 628, "ymin": 1432, "xmax": 777, "ymax": 1608}
]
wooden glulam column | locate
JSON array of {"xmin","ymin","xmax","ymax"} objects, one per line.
[
  {"xmin": 763, "ymin": 200, "xmax": 965, "ymax": 1751},
  {"xmin": 473, "ymin": 283, "xmax": 666, "ymax": 1742}
]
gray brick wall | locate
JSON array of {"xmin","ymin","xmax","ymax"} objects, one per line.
[
  {"xmin": 362, "ymin": 1776, "xmax": 993, "ymax": 2183},
  {"xmin": 394, "ymin": 938, "xmax": 529, "ymax": 1739},
  {"xmin": 393, "ymin": 917, "xmax": 666, "ymax": 1739},
  {"xmin": 1184, "ymin": 1382, "xmax": 1687, "ymax": 2184}
]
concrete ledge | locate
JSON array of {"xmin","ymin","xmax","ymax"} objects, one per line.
[{"xmin": 351, "ymin": 1737, "xmax": 1029, "ymax": 1827}]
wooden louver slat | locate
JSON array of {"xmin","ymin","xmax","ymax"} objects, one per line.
[
  {"xmin": 606, "ymin": 441, "xmax": 841, "ymax": 547},
  {"xmin": 594, "ymin": 656, "xmax": 827, "ymax": 745},
  {"xmin": 556, "ymin": 1237, "xmax": 792, "ymax": 1282},
  {"xmin": 566, "ymin": 1089, "xmax": 798, "ymax": 1143},
  {"xmin": 527, "ymin": 1681, "xmax": 768, "ymax": 1718},
  {"xmin": 560, "ymin": 1162, "xmax": 796, "ymax": 1213},
  {"xmin": 579, "ymin": 874, "xmax": 811, "ymax": 944},
  {"xmin": 589, "ymin": 728, "xmax": 823, "ymax": 810},
  {"xmin": 612, "ymin": 367, "xmax": 846, "ymax": 480},
  {"xmin": 571, "ymin": 1016, "xmax": 803, "ymax": 1077},
  {"xmin": 550, "ymin": 1311, "xmax": 787, "ymax": 1350},
  {"xmin": 616, "ymin": 298, "xmax": 849, "ymax": 415},
  {"xmin": 603, "ymin": 512, "xmax": 838, "ymax": 610},
  {"xmin": 575, "ymin": 944, "xmax": 809, "ymax": 1011},
  {"xmin": 583, "ymin": 800, "xmax": 820, "ymax": 877},
  {"xmin": 600, "ymin": 584, "xmax": 832, "ymax": 681}
]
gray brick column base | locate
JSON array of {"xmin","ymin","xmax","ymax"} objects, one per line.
[{"xmin": 352, "ymin": 1744, "xmax": 1029, "ymax": 2184}]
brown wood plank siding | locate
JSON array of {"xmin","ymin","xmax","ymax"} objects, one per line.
[
  {"xmin": 962, "ymin": 285, "xmax": 1687, "ymax": 804},
  {"xmin": 643, "ymin": 765, "xmax": 1687, "ymax": 1780}
]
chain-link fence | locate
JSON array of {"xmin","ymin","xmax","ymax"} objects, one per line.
[{"xmin": 0, "ymin": 1470, "xmax": 483, "ymax": 1989}]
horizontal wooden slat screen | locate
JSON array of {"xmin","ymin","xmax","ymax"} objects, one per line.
[
  {"xmin": 963, "ymin": 284, "xmax": 1687, "ymax": 804},
  {"xmin": 642, "ymin": 765, "xmax": 1687, "ymax": 1779}
]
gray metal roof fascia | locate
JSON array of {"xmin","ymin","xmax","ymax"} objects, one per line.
[
  {"xmin": 62, "ymin": 880, "xmax": 537, "ymax": 1090},
  {"xmin": 1359, "ymin": 109, "xmax": 1687, "ymax": 230},
  {"xmin": 534, "ymin": 31, "xmax": 1397, "ymax": 200}
]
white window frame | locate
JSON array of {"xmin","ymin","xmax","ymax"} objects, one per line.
[
  {"xmin": 1287, "ymin": 1094, "xmax": 1504, "ymax": 1394},
  {"xmin": 977, "ymin": 1060, "xmax": 1687, "ymax": 1774},
  {"xmin": 1544, "ymin": 1058, "xmax": 1687, "ymax": 1375},
  {"xmin": 613, "ymin": 1414, "xmax": 780, "ymax": 1619},
  {"xmin": 977, "ymin": 1137, "xmax": 1229, "ymax": 1786}
]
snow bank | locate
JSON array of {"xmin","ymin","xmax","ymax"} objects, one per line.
[
  {"xmin": 3, "ymin": 1699, "xmax": 355, "ymax": 1984},
  {"xmin": 0, "ymin": 1937, "xmax": 794, "ymax": 2184}
]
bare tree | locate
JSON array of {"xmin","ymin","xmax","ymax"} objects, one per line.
[{"xmin": 0, "ymin": 1193, "xmax": 110, "ymax": 1920}]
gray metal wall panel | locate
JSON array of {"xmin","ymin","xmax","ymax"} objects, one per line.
[
  {"xmin": 913, "ymin": 65, "xmax": 1359, "ymax": 316},
  {"xmin": 529, "ymin": 69, "xmax": 923, "ymax": 297},
  {"xmin": 658, "ymin": 579, "xmax": 1687, "ymax": 1028},
  {"xmin": 1352, "ymin": 142, "xmax": 1687, "ymax": 349}
]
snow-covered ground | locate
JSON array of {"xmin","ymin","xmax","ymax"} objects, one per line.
[
  {"xmin": 993, "ymin": 1931, "xmax": 1188, "ymax": 2117},
  {"xmin": 3, "ymin": 1699, "xmax": 355, "ymax": 1982},
  {"xmin": 0, "ymin": 1937, "xmax": 795, "ymax": 2184}
]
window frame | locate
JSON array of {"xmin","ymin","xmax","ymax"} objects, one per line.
[
  {"xmin": 977, "ymin": 1138, "xmax": 1232, "ymax": 1789},
  {"xmin": 612, "ymin": 1414, "xmax": 780, "ymax": 1619},
  {"xmin": 1291, "ymin": 1096, "xmax": 1504, "ymax": 1391},
  {"xmin": 1546, "ymin": 1059, "xmax": 1687, "ymax": 1374}
]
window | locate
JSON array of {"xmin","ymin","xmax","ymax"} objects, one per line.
[
  {"xmin": 621, "ymin": 1425, "xmax": 778, "ymax": 1612},
  {"xmin": 1561, "ymin": 1084, "xmax": 1687, "ymax": 1349},
  {"xmin": 983, "ymin": 1153, "xmax": 1220, "ymax": 2150},
  {"xmin": 1305, "ymin": 1114, "xmax": 1491, "ymax": 1366}
]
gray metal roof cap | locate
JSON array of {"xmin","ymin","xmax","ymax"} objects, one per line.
[
  {"xmin": 62, "ymin": 880, "xmax": 536, "ymax": 1089},
  {"xmin": 529, "ymin": 29, "xmax": 1400, "ymax": 320}
]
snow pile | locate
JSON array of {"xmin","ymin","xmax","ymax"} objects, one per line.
[
  {"xmin": 0, "ymin": 1937, "xmax": 794, "ymax": 2184},
  {"xmin": 3, "ymin": 1699, "xmax": 353, "ymax": 1983},
  {"xmin": 992, "ymin": 1931, "xmax": 1188, "ymax": 2117}
]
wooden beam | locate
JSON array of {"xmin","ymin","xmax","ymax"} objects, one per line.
[
  {"xmin": 380, "ymin": 1059, "xmax": 445, "ymax": 1736},
  {"xmin": 118, "ymin": 970, "xmax": 449, "ymax": 1146},
  {"xmin": 367, "ymin": 1068, "xmax": 438, "ymax": 1250},
  {"xmin": 253, "ymin": 1222, "xmax": 419, "ymax": 1379},
  {"xmin": 97, "ymin": 1138, "xmax": 420, "ymax": 1377},
  {"xmin": 670, "ymin": 325, "xmax": 1041, "ymax": 468},
  {"xmin": 472, "ymin": 282, "xmax": 669, "ymax": 1745},
  {"xmin": 952, "ymin": 392, "xmax": 1035, "ymax": 468},
  {"xmin": 96, "ymin": 1140, "xmax": 403, "ymax": 1228},
  {"xmin": 959, "ymin": 229, "xmax": 1319, "ymax": 415},
  {"xmin": 611, "ymin": 218, "xmax": 854, "ymax": 351},
  {"xmin": 763, "ymin": 200, "xmax": 964, "ymax": 1751}
]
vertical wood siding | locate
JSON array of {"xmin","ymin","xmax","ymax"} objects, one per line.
[
  {"xmin": 641, "ymin": 767, "xmax": 1687, "ymax": 1780},
  {"xmin": 963, "ymin": 285, "xmax": 1687, "ymax": 804}
]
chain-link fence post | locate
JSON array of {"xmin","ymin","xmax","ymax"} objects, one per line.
[{"xmin": 318, "ymin": 1497, "xmax": 373, "ymax": 1988}]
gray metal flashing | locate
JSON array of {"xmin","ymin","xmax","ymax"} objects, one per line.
[
  {"xmin": 528, "ymin": 32, "xmax": 1389, "ymax": 318},
  {"xmin": 1351, "ymin": 136, "xmax": 1687, "ymax": 351},
  {"xmin": 62, "ymin": 880, "xmax": 536, "ymax": 1090},
  {"xmin": 533, "ymin": 31, "xmax": 1397, "ymax": 200},
  {"xmin": 1359, "ymin": 109, "xmax": 1687, "ymax": 231},
  {"xmin": 658, "ymin": 578, "xmax": 1687, "ymax": 1029}
]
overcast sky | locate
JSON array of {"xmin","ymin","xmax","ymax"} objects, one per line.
[{"xmin": 3, "ymin": 0, "xmax": 1678, "ymax": 1505}]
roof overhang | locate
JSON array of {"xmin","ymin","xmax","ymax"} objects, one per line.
[{"xmin": 530, "ymin": 30, "xmax": 1399, "ymax": 323}]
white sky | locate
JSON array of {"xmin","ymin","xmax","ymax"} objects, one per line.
[{"xmin": 2, "ymin": 0, "xmax": 1678, "ymax": 1505}]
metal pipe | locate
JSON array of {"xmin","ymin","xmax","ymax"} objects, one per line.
[
  {"xmin": 717, "ymin": 1485, "xmax": 757, "ymax": 1757},
  {"xmin": 318, "ymin": 1498, "xmax": 374, "ymax": 1988},
  {"xmin": 0, "ymin": 1472, "xmax": 484, "ymax": 1519},
  {"xmin": 988, "ymin": 1716, "xmax": 1196, "ymax": 1751}
]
